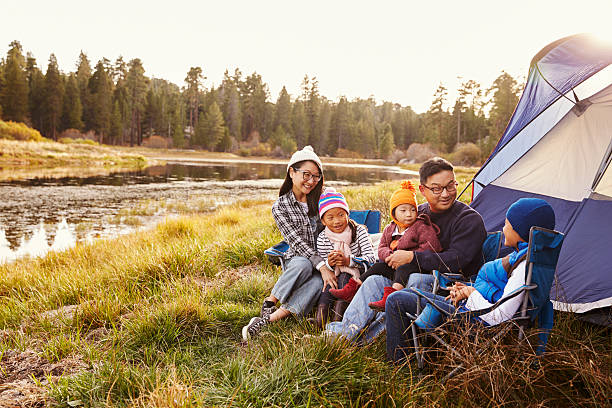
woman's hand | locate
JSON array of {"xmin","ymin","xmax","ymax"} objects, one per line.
[{"xmin": 320, "ymin": 266, "xmax": 338, "ymax": 291}]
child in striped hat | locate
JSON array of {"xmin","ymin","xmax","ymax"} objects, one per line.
[
  {"xmin": 313, "ymin": 187, "xmax": 376, "ymax": 329},
  {"xmin": 330, "ymin": 180, "xmax": 442, "ymax": 311}
]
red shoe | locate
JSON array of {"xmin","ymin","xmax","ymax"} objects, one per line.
[
  {"xmin": 329, "ymin": 278, "xmax": 360, "ymax": 302},
  {"xmin": 368, "ymin": 287, "xmax": 397, "ymax": 312}
]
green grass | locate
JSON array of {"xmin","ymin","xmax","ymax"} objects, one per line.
[{"xmin": 0, "ymin": 179, "xmax": 610, "ymax": 407}]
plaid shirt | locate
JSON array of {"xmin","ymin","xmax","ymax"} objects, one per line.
[{"xmin": 272, "ymin": 191, "xmax": 324, "ymax": 267}]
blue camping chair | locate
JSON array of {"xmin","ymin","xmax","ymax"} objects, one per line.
[
  {"xmin": 431, "ymin": 230, "xmax": 503, "ymax": 294},
  {"xmin": 264, "ymin": 210, "xmax": 381, "ymax": 271},
  {"xmin": 407, "ymin": 226, "xmax": 564, "ymax": 379}
]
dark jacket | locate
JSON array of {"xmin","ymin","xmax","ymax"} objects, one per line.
[{"xmin": 411, "ymin": 200, "xmax": 487, "ymax": 279}]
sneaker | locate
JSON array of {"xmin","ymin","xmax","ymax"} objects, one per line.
[
  {"xmin": 368, "ymin": 286, "xmax": 398, "ymax": 312},
  {"xmin": 329, "ymin": 278, "xmax": 360, "ymax": 302},
  {"xmin": 242, "ymin": 315, "xmax": 269, "ymax": 340},
  {"xmin": 260, "ymin": 300, "xmax": 277, "ymax": 319}
]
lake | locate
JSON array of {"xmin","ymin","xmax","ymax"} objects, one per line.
[{"xmin": 0, "ymin": 158, "xmax": 417, "ymax": 263}]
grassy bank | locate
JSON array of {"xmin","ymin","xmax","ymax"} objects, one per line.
[
  {"xmin": 0, "ymin": 139, "xmax": 151, "ymax": 181},
  {"xmin": 0, "ymin": 183, "xmax": 609, "ymax": 407}
]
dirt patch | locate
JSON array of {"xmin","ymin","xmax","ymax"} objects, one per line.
[
  {"xmin": 38, "ymin": 305, "xmax": 80, "ymax": 323},
  {"xmin": 0, "ymin": 350, "xmax": 88, "ymax": 407},
  {"xmin": 0, "ymin": 380, "xmax": 48, "ymax": 408}
]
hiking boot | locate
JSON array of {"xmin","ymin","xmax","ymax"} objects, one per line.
[
  {"xmin": 329, "ymin": 278, "xmax": 360, "ymax": 302},
  {"xmin": 368, "ymin": 286, "xmax": 397, "ymax": 312},
  {"xmin": 242, "ymin": 315, "xmax": 270, "ymax": 341},
  {"xmin": 314, "ymin": 303, "xmax": 330, "ymax": 330},
  {"xmin": 260, "ymin": 300, "xmax": 277, "ymax": 319},
  {"xmin": 331, "ymin": 300, "xmax": 349, "ymax": 322}
]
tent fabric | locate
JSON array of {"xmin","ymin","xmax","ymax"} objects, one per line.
[
  {"xmin": 550, "ymin": 197, "xmax": 612, "ymax": 312},
  {"xmin": 492, "ymin": 84, "xmax": 612, "ymax": 202},
  {"xmin": 470, "ymin": 35, "xmax": 612, "ymax": 313},
  {"xmin": 489, "ymin": 34, "xmax": 612, "ymax": 160}
]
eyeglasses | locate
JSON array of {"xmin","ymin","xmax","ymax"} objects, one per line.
[
  {"xmin": 422, "ymin": 181, "xmax": 458, "ymax": 195},
  {"xmin": 293, "ymin": 168, "xmax": 322, "ymax": 183}
]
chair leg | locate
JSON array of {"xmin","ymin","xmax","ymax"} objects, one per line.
[{"xmin": 411, "ymin": 324, "xmax": 425, "ymax": 370}]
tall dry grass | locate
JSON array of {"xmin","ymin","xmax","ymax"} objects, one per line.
[{"xmin": 0, "ymin": 181, "xmax": 609, "ymax": 407}]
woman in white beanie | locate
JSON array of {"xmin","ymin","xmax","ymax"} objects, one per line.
[{"xmin": 243, "ymin": 146, "xmax": 332, "ymax": 340}]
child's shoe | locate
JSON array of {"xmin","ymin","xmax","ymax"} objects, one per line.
[
  {"xmin": 329, "ymin": 278, "xmax": 360, "ymax": 302},
  {"xmin": 368, "ymin": 287, "xmax": 397, "ymax": 312}
]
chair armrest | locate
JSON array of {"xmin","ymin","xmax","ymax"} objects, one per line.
[
  {"xmin": 453, "ymin": 284, "xmax": 536, "ymax": 319},
  {"xmin": 410, "ymin": 288, "xmax": 454, "ymax": 317}
]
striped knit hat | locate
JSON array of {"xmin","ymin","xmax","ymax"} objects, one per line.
[{"xmin": 318, "ymin": 187, "xmax": 349, "ymax": 217}]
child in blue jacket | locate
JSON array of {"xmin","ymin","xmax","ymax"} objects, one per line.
[{"xmin": 385, "ymin": 198, "xmax": 556, "ymax": 364}]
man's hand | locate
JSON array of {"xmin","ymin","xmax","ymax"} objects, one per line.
[
  {"xmin": 385, "ymin": 250, "xmax": 414, "ymax": 269},
  {"xmin": 320, "ymin": 266, "xmax": 338, "ymax": 291}
]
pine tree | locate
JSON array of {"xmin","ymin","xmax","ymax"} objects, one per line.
[
  {"xmin": 171, "ymin": 99, "xmax": 184, "ymax": 148},
  {"xmin": 1, "ymin": 41, "xmax": 29, "ymax": 122},
  {"xmin": 204, "ymin": 101, "xmax": 225, "ymax": 150},
  {"xmin": 317, "ymin": 101, "xmax": 331, "ymax": 155},
  {"xmin": 487, "ymin": 71, "xmax": 519, "ymax": 139},
  {"xmin": 26, "ymin": 54, "xmax": 45, "ymax": 131},
  {"xmin": 76, "ymin": 51, "xmax": 92, "ymax": 130},
  {"xmin": 184, "ymin": 67, "xmax": 204, "ymax": 136},
  {"xmin": 43, "ymin": 54, "xmax": 64, "ymax": 140},
  {"xmin": 61, "ymin": 74, "xmax": 83, "ymax": 131},
  {"xmin": 274, "ymin": 86, "xmax": 292, "ymax": 132},
  {"xmin": 110, "ymin": 100, "xmax": 122, "ymax": 144},
  {"xmin": 126, "ymin": 58, "xmax": 148, "ymax": 145},
  {"xmin": 291, "ymin": 100, "xmax": 307, "ymax": 148},
  {"xmin": 424, "ymin": 83, "xmax": 449, "ymax": 151},
  {"xmin": 88, "ymin": 59, "xmax": 112, "ymax": 141},
  {"xmin": 379, "ymin": 123, "xmax": 395, "ymax": 159},
  {"xmin": 330, "ymin": 96, "xmax": 350, "ymax": 153},
  {"xmin": 220, "ymin": 71, "xmax": 242, "ymax": 139},
  {"xmin": 241, "ymin": 73, "xmax": 269, "ymax": 141}
]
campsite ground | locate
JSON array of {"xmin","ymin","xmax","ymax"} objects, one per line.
[{"xmin": 0, "ymin": 169, "xmax": 609, "ymax": 406}]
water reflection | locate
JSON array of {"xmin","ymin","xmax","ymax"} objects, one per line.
[{"xmin": 1, "ymin": 159, "xmax": 415, "ymax": 262}]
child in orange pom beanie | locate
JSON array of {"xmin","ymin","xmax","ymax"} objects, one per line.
[{"xmin": 330, "ymin": 180, "xmax": 442, "ymax": 311}]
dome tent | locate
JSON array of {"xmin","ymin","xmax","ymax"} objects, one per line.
[{"xmin": 467, "ymin": 34, "xmax": 612, "ymax": 314}]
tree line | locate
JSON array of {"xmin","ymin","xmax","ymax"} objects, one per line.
[{"xmin": 0, "ymin": 40, "xmax": 521, "ymax": 159}]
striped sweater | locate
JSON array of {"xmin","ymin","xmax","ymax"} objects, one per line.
[{"xmin": 316, "ymin": 223, "xmax": 376, "ymax": 277}]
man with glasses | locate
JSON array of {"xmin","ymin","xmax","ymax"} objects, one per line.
[{"xmin": 324, "ymin": 157, "xmax": 487, "ymax": 343}]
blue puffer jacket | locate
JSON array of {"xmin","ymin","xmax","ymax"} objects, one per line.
[{"xmin": 472, "ymin": 242, "xmax": 528, "ymax": 303}]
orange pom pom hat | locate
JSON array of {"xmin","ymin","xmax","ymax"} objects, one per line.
[{"xmin": 390, "ymin": 180, "xmax": 418, "ymax": 227}]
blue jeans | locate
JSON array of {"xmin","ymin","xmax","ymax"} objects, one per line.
[
  {"xmin": 325, "ymin": 275, "xmax": 390, "ymax": 343},
  {"xmin": 271, "ymin": 256, "xmax": 323, "ymax": 316},
  {"xmin": 406, "ymin": 273, "xmax": 435, "ymax": 292},
  {"xmin": 385, "ymin": 289, "xmax": 456, "ymax": 364}
]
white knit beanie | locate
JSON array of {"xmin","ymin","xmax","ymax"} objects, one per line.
[{"xmin": 287, "ymin": 145, "xmax": 323, "ymax": 172}]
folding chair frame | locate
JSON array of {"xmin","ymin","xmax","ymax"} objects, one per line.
[
  {"xmin": 264, "ymin": 209, "xmax": 381, "ymax": 271},
  {"xmin": 432, "ymin": 230, "xmax": 503, "ymax": 294},
  {"xmin": 407, "ymin": 226, "xmax": 564, "ymax": 380}
]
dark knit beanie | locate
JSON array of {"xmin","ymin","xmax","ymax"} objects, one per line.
[{"xmin": 506, "ymin": 198, "xmax": 555, "ymax": 241}]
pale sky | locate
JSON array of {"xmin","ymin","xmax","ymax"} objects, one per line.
[{"xmin": 3, "ymin": 0, "xmax": 612, "ymax": 113}]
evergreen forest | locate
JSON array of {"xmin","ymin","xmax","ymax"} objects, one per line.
[{"xmin": 0, "ymin": 40, "xmax": 522, "ymax": 162}]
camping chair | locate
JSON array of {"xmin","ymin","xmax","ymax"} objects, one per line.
[
  {"xmin": 407, "ymin": 226, "xmax": 564, "ymax": 379},
  {"xmin": 264, "ymin": 210, "xmax": 382, "ymax": 271},
  {"xmin": 431, "ymin": 230, "xmax": 503, "ymax": 294}
]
